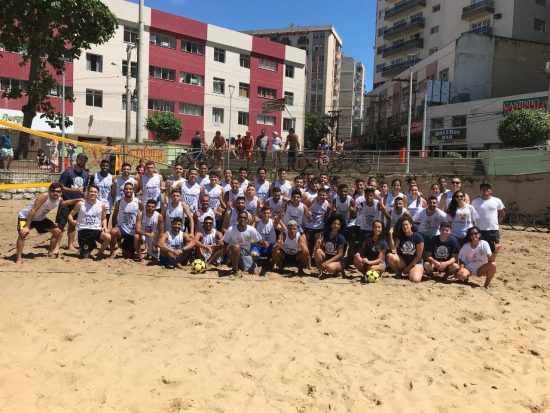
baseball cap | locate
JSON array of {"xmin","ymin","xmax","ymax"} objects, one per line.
[
  {"xmin": 272, "ymin": 131, "xmax": 279, "ymax": 135},
  {"xmin": 76, "ymin": 153, "xmax": 88, "ymax": 160}
]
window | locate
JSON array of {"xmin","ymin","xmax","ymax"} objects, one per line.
[
  {"xmin": 285, "ymin": 65, "xmax": 295, "ymax": 78},
  {"xmin": 180, "ymin": 72, "xmax": 204, "ymax": 86},
  {"xmin": 240, "ymin": 54, "xmax": 250, "ymax": 68},
  {"xmin": 376, "ymin": 63, "xmax": 386, "ymax": 73},
  {"xmin": 181, "ymin": 39, "xmax": 204, "ymax": 55},
  {"xmin": 149, "ymin": 65, "xmax": 175, "ymax": 81},
  {"xmin": 214, "ymin": 47, "xmax": 225, "ymax": 63},
  {"xmin": 430, "ymin": 25, "xmax": 440, "ymax": 34},
  {"xmin": 239, "ymin": 82, "xmax": 249, "ymax": 98},
  {"xmin": 150, "ymin": 32, "xmax": 176, "ymax": 48},
  {"xmin": 86, "ymin": 89, "xmax": 103, "ymax": 107},
  {"xmin": 535, "ymin": 18, "xmax": 547, "ymax": 32},
  {"xmin": 148, "ymin": 98, "xmax": 174, "ymax": 112},
  {"xmin": 431, "ymin": 117, "xmax": 444, "ymax": 129},
  {"xmin": 284, "ymin": 91, "xmax": 294, "ymax": 105},
  {"xmin": 238, "ymin": 111, "xmax": 249, "ymax": 126},
  {"xmin": 259, "ymin": 58, "xmax": 277, "ymax": 71},
  {"xmin": 452, "ymin": 115, "xmax": 467, "ymax": 128},
  {"xmin": 179, "ymin": 103, "xmax": 203, "ymax": 116},
  {"xmin": 432, "ymin": 4, "xmax": 440, "ymax": 12},
  {"xmin": 257, "ymin": 114, "xmax": 276, "ymax": 126},
  {"xmin": 439, "ymin": 68, "xmax": 449, "ymax": 81},
  {"xmin": 213, "ymin": 77, "xmax": 225, "ymax": 94},
  {"xmin": 212, "ymin": 107, "xmax": 224, "ymax": 123},
  {"xmin": 429, "ymin": 47, "xmax": 439, "ymax": 55},
  {"xmin": 122, "ymin": 95, "xmax": 137, "ymax": 111},
  {"xmin": 86, "ymin": 53, "xmax": 103, "ymax": 72},
  {"xmin": 122, "ymin": 60, "xmax": 137, "ymax": 78},
  {"xmin": 536, "ymin": 0, "xmax": 546, "ymax": 6},
  {"xmin": 283, "ymin": 118, "xmax": 295, "ymax": 131},
  {"xmin": 257, "ymin": 86, "xmax": 277, "ymax": 99},
  {"xmin": 124, "ymin": 26, "xmax": 138, "ymax": 44},
  {"xmin": 0, "ymin": 77, "xmax": 27, "ymax": 93}
]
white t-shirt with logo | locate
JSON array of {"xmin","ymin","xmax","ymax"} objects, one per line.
[
  {"xmin": 471, "ymin": 196, "xmax": 505, "ymax": 231},
  {"xmin": 222, "ymin": 225, "xmax": 263, "ymax": 251},
  {"xmin": 458, "ymin": 240, "xmax": 492, "ymax": 275}
]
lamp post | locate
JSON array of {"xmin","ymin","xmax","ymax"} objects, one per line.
[
  {"xmin": 406, "ymin": 66, "xmax": 413, "ymax": 174},
  {"xmin": 227, "ymin": 84, "xmax": 235, "ymax": 169}
]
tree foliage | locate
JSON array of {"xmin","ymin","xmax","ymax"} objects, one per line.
[
  {"xmin": 145, "ymin": 112, "xmax": 184, "ymax": 144},
  {"xmin": 304, "ymin": 113, "xmax": 332, "ymax": 149},
  {"xmin": 497, "ymin": 109, "xmax": 550, "ymax": 148},
  {"xmin": 0, "ymin": 0, "xmax": 118, "ymax": 158}
]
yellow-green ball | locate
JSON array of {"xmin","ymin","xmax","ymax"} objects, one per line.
[
  {"xmin": 191, "ymin": 259, "xmax": 206, "ymax": 273},
  {"xmin": 366, "ymin": 270, "xmax": 380, "ymax": 283}
]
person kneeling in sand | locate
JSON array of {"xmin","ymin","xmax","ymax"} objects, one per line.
[
  {"xmin": 194, "ymin": 216, "xmax": 224, "ymax": 269},
  {"xmin": 272, "ymin": 220, "xmax": 310, "ymax": 274},
  {"xmin": 222, "ymin": 211, "xmax": 264, "ymax": 276},
  {"xmin": 16, "ymin": 183, "xmax": 78, "ymax": 264},
  {"xmin": 454, "ymin": 226, "xmax": 496, "ymax": 288},
  {"xmin": 423, "ymin": 221, "xmax": 459, "ymax": 278},
  {"xmin": 68, "ymin": 185, "xmax": 111, "ymax": 259},
  {"xmin": 158, "ymin": 217, "xmax": 195, "ymax": 269},
  {"xmin": 353, "ymin": 219, "xmax": 388, "ymax": 277}
]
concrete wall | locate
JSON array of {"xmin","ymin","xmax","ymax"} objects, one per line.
[
  {"xmin": 492, "ymin": 37, "xmax": 550, "ymax": 98},
  {"xmin": 453, "ymin": 34, "xmax": 494, "ymax": 101},
  {"xmin": 512, "ymin": 0, "xmax": 550, "ymax": 43}
]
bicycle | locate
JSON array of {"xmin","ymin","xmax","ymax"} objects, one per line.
[
  {"xmin": 292, "ymin": 151, "xmax": 343, "ymax": 174},
  {"xmin": 175, "ymin": 149, "xmax": 215, "ymax": 170},
  {"xmin": 333, "ymin": 151, "xmax": 372, "ymax": 174},
  {"xmin": 533, "ymin": 207, "xmax": 550, "ymax": 233},
  {"xmin": 502, "ymin": 201, "xmax": 531, "ymax": 231}
]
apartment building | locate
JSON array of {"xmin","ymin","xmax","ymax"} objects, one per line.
[
  {"xmin": 339, "ymin": 56, "xmax": 365, "ymax": 139},
  {"xmin": 0, "ymin": 0, "xmax": 307, "ymax": 146},
  {"xmin": 243, "ymin": 26, "xmax": 343, "ymax": 115},
  {"xmin": 374, "ymin": 0, "xmax": 550, "ymax": 88}
]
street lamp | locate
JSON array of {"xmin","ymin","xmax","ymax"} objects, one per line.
[{"xmin": 227, "ymin": 84, "xmax": 235, "ymax": 169}]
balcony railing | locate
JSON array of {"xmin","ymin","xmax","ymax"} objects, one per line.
[
  {"xmin": 382, "ymin": 37, "xmax": 424, "ymax": 58},
  {"xmin": 462, "ymin": 0, "xmax": 495, "ymax": 20},
  {"xmin": 383, "ymin": 16, "xmax": 425, "ymax": 39},
  {"xmin": 466, "ymin": 25, "xmax": 493, "ymax": 35},
  {"xmin": 381, "ymin": 57, "xmax": 421, "ymax": 77},
  {"xmin": 384, "ymin": 0, "xmax": 426, "ymax": 20}
]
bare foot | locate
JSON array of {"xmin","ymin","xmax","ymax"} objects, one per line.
[
  {"xmin": 15, "ymin": 258, "xmax": 23, "ymax": 265},
  {"xmin": 67, "ymin": 245, "xmax": 79, "ymax": 252}
]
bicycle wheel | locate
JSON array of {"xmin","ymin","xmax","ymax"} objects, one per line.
[
  {"xmin": 354, "ymin": 157, "xmax": 372, "ymax": 174},
  {"xmin": 180, "ymin": 155, "xmax": 192, "ymax": 169},
  {"xmin": 509, "ymin": 212, "xmax": 530, "ymax": 231},
  {"xmin": 533, "ymin": 215, "xmax": 550, "ymax": 233},
  {"xmin": 203, "ymin": 155, "xmax": 215, "ymax": 169},
  {"xmin": 293, "ymin": 156, "xmax": 309, "ymax": 173},
  {"xmin": 328, "ymin": 158, "xmax": 344, "ymax": 173}
]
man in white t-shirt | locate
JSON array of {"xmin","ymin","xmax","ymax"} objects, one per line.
[
  {"xmin": 471, "ymin": 183, "xmax": 505, "ymax": 254},
  {"xmin": 222, "ymin": 211, "xmax": 263, "ymax": 276},
  {"xmin": 413, "ymin": 195, "xmax": 448, "ymax": 242}
]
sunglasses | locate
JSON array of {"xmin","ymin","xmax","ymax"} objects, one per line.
[
  {"xmin": 470, "ymin": 232, "xmax": 480, "ymax": 236},
  {"xmin": 451, "ymin": 181, "xmax": 461, "ymax": 184}
]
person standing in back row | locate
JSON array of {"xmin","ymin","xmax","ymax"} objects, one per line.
[
  {"xmin": 471, "ymin": 183, "xmax": 505, "ymax": 255},
  {"xmin": 284, "ymin": 128, "xmax": 300, "ymax": 172},
  {"xmin": 190, "ymin": 131, "xmax": 203, "ymax": 165},
  {"xmin": 255, "ymin": 128, "xmax": 269, "ymax": 167}
]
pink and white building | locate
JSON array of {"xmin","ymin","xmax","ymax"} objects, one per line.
[{"xmin": 0, "ymin": 0, "xmax": 307, "ymax": 146}]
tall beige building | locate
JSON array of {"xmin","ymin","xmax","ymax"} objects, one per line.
[
  {"xmin": 374, "ymin": 0, "xmax": 550, "ymax": 88},
  {"xmin": 243, "ymin": 26, "xmax": 343, "ymax": 114},
  {"xmin": 339, "ymin": 56, "xmax": 365, "ymax": 138}
]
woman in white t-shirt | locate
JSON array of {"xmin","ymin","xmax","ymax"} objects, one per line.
[
  {"xmin": 446, "ymin": 190, "xmax": 479, "ymax": 240},
  {"xmin": 455, "ymin": 226, "xmax": 496, "ymax": 287}
]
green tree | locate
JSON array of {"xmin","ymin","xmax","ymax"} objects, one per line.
[
  {"xmin": 497, "ymin": 109, "xmax": 550, "ymax": 148},
  {"xmin": 0, "ymin": 0, "xmax": 118, "ymax": 158},
  {"xmin": 304, "ymin": 113, "xmax": 332, "ymax": 149},
  {"xmin": 145, "ymin": 112, "xmax": 184, "ymax": 144}
]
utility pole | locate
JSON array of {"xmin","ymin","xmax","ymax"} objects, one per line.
[
  {"xmin": 125, "ymin": 44, "xmax": 133, "ymax": 161},
  {"xmin": 328, "ymin": 109, "xmax": 341, "ymax": 146},
  {"xmin": 421, "ymin": 80, "xmax": 430, "ymax": 155},
  {"xmin": 136, "ymin": 0, "xmax": 145, "ymax": 143}
]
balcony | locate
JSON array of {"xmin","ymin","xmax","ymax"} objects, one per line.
[
  {"xmin": 382, "ymin": 37, "xmax": 424, "ymax": 58},
  {"xmin": 465, "ymin": 25, "xmax": 493, "ymax": 35},
  {"xmin": 383, "ymin": 16, "xmax": 425, "ymax": 40},
  {"xmin": 384, "ymin": 0, "xmax": 426, "ymax": 20},
  {"xmin": 381, "ymin": 57, "xmax": 421, "ymax": 77},
  {"xmin": 462, "ymin": 0, "xmax": 494, "ymax": 20}
]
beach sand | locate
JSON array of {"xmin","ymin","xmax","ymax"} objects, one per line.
[{"xmin": 0, "ymin": 200, "xmax": 548, "ymax": 412}]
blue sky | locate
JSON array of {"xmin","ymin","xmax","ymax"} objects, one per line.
[{"xmin": 132, "ymin": 0, "xmax": 377, "ymax": 90}]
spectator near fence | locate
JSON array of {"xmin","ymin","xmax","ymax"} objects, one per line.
[{"xmin": 1, "ymin": 132, "xmax": 14, "ymax": 171}]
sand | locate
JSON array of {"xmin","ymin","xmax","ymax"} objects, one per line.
[{"xmin": 0, "ymin": 200, "xmax": 548, "ymax": 413}]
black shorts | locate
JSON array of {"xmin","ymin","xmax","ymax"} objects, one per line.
[
  {"xmin": 283, "ymin": 251, "xmax": 299, "ymax": 264},
  {"xmin": 480, "ymin": 230, "xmax": 500, "ymax": 252},
  {"xmin": 305, "ymin": 227, "xmax": 324, "ymax": 237},
  {"xmin": 118, "ymin": 228, "xmax": 136, "ymax": 253},
  {"xmin": 259, "ymin": 149, "xmax": 267, "ymax": 158},
  {"xmin": 17, "ymin": 217, "xmax": 56, "ymax": 234},
  {"xmin": 78, "ymin": 229, "xmax": 102, "ymax": 253},
  {"xmin": 343, "ymin": 226, "xmax": 359, "ymax": 244},
  {"xmin": 56, "ymin": 203, "xmax": 77, "ymax": 228},
  {"xmin": 288, "ymin": 149, "xmax": 296, "ymax": 160}
]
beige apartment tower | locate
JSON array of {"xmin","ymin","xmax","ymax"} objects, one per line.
[
  {"xmin": 339, "ymin": 56, "xmax": 365, "ymax": 139},
  {"xmin": 243, "ymin": 25, "xmax": 343, "ymax": 114},
  {"xmin": 374, "ymin": 0, "xmax": 550, "ymax": 88}
]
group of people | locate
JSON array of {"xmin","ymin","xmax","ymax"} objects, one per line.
[
  {"xmin": 15, "ymin": 155, "xmax": 505, "ymax": 287},
  {"xmin": 189, "ymin": 129, "xmax": 301, "ymax": 171}
]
